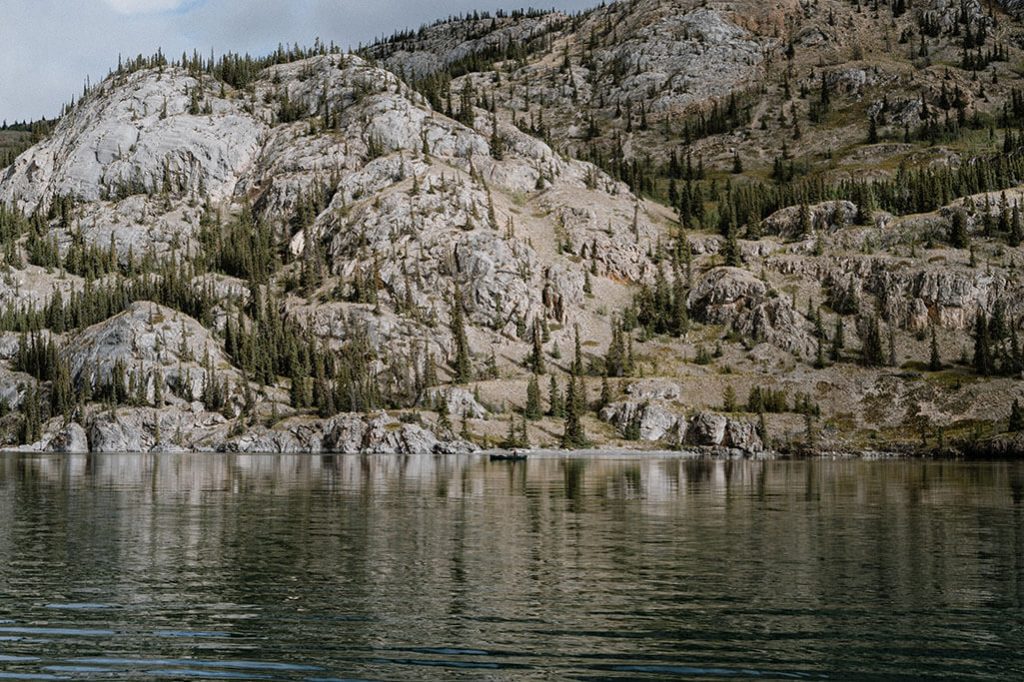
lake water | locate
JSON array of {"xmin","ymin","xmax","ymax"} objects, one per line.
[{"xmin": 0, "ymin": 454, "xmax": 1020, "ymax": 680}]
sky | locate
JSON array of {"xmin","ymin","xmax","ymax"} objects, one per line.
[{"xmin": 1, "ymin": 0, "xmax": 600, "ymax": 123}]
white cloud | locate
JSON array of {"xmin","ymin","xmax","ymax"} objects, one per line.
[{"xmin": 103, "ymin": 0, "xmax": 188, "ymax": 15}]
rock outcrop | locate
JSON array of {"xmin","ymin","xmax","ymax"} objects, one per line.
[
  {"xmin": 688, "ymin": 267, "xmax": 816, "ymax": 357},
  {"xmin": 225, "ymin": 413, "xmax": 477, "ymax": 454},
  {"xmin": 65, "ymin": 302, "xmax": 242, "ymax": 408},
  {"xmin": 600, "ymin": 381, "xmax": 764, "ymax": 453}
]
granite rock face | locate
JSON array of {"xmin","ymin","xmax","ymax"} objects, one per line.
[
  {"xmin": 64, "ymin": 302, "xmax": 241, "ymax": 408},
  {"xmin": 600, "ymin": 382, "xmax": 763, "ymax": 454},
  {"xmin": 41, "ymin": 421, "xmax": 89, "ymax": 453},
  {"xmin": 688, "ymin": 268, "xmax": 816, "ymax": 357},
  {"xmin": 761, "ymin": 201, "xmax": 858, "ymax": 239},
  {"xmin": 423, "ymin": 387, "xmax": 488, "ymax": 420}
]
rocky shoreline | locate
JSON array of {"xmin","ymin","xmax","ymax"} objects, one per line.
[{"xmin": 15, "ymin": 407, "xmax": 1020, "ymax": 458}]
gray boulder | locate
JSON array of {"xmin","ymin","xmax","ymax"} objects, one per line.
[
  {"xmin": 42, "ymin": 422, "xmax": 89, "ymax": 453},
  {"xmin": 688, "ymin": 412, "xmax": 729, "ymax": 447},
  {"xmin": 725, "ymin": 420, "xmax": 763, "ymax": 453},
  {"xmin": 600, "ymin": 400, "xmax": 686, "ymax": 444}
]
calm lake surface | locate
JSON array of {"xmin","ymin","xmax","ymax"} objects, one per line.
[{"xmin": 0, "ymin": 454, "xmax": 1020, "ymax": 681}]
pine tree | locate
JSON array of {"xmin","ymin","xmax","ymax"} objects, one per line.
[
  {"xmin": 757, "ymin": 411, "xmax": 769, "ymax": 450},
  {"xmin": 605, "ymin": 319, "xmax": 627, "ymax": 377},
  {"xmin": 722, "ymin": 223, "xmax": 741, "ymax": 267},
  {"xmin": 973, "ymin": 310, "xmax": 993, "ymax": 376},
  {"xmin": 1010, "ymin": 399, "xmax": 1024, "ymax": 432},
  {"xmin": 1011, "ymin": 204, "xmax": 1023, "ymax": 247},
  {"xmin": 599, "ymin": 373, "xmax": 612, "ymax": 411},
  {"xmin": 929, "ymin": 325, "xmax": 942, "ymax": 371},
  {"xmin": 732, "ymin": 151, "xmax": 744, "ymax": 174},
  {"xmin": 723, "ymin": 385, "xmax": 737, "ymax": 412},
  {"xmin": 437, "ymin": 395, "xmax": 453, "ymax": 435},
  {"xmin": 525, "ymin": 374, "xmax": 542, "ymax": 420},
  {"xmin": 19, "ymin": 383, "xmax": 41, "ymax": 445},
  {"xmin": 560, "ymin": 374, "xmax": 588, "ymax": 449},
  {"xmin": 830, "ymin": 316, "xmax": 845, "ymax": 362},
  {"xmin": 950, "ymin": 209, "xmax": 969, "ymax": 248},
  {"xmin": 814, "ymin": 335, "xmax": 827, "ymax": 369},
  {"xmin": 50, "ymin": 357, "xmax": 73, "ymax": 418},
  {"xmin": 670, "ymin": 251, "xmax": 689, "ymax": 336},
  {"xmin": 572, "ymin": 325, "xmax": 584, "ymax": 377},
  {"xmin": 548, "ymin": 376, "xmax": 564, "ymax": 418},
  {"xmin": 502, "ymin": 414, "xmax": 520, "ymax": 449},
  {"xmin": 519, "ymin": 418, "xmax": 531, "ymax": 449},
  {"xmin": 887, "ymin": 325, "xmax": 898, "ymax": 367},
  {"xmin": 797, "ymin": 203, "xmax": 812, "ymax": 238},
  {"xmin": 860, "ymin": 314, "xmax": 885, "ymax": 367},
  {"xmin": 1009, "ymin": 326, "xmax": 1023, "ymax": 376}
]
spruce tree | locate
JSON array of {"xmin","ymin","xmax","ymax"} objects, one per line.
[
  {"xmin": 950, "ymin": 209, "xmax": 969, "ymax": 248},
  {"xmin": 722, "ymin": 223, "xmax": 741, "ymax": 267},
  {"xmin": 561, "ymin": 374, "xmax": 588, "ymax": 449},
  {"xmin": 860, "ymin": 314, "xmax": 885, "ymax": 367},
  {"xmin": 1010, "ymin": 399, "xmax": 1024, "ymax": 432},
  {"xmin": 548, "ymin": 376, "xmax": 564, "ymax": 418},
  {"xmin": 732, "ymin": 151, "xmax": 744, "ymax": 174},
  {"xmin": 973, "ymin": 310, "xmax": 993, "ymax": 376},
  {"xmin": 830, "ymin": 316, "xmax": 845, "ymax": 362},
  {"xmin": 929, "ymin": 325, "xmax": 942, "ymax": 371},
  {"xmin": 797, "ymin": 203, "xmax": 812, "ymax": 238},
  {"xmin": 723, "ymin": 385, "xmax": 737, "ymax": 412},
  {"xmin": 599, "ymin": 373, "xmax": 612, "ymax": 411},
  {"xmin": 525, "ymin": 374, "xmax": 542, "ymax": 420}
]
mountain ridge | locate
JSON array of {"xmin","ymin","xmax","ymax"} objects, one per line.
[{"xmin": 2, "ymin": 0, "xmax": 1024, "ymax": 456}]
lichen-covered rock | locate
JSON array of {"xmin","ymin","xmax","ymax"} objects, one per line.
[
  {"xmin": 0, "ymin": 266, "xmax": 85, "ymax": 311},
  {"xmin": 88, "ymin": 411, "xmax": 151, "ymax": 453}
]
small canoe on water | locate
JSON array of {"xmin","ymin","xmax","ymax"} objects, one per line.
[{"xmin": 489, "ymin": 450, "xmax": 530, "ymax": 462}]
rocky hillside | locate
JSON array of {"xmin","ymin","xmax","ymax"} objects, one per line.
[{"xmin": 3, "ymin": 0, "xmax": 1024, "ymax": 455}]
